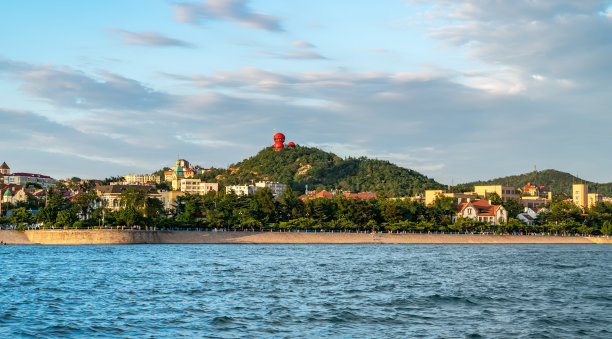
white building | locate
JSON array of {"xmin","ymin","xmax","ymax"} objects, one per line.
[
  {"xmin": 517, "ymin": 207, "xmax": 548, "ymax": 226},
  {"xmin": 3, "ymin": 172, "xmax": 56, "ymax": 189},
  {"xmin": 179, "ymin": 179, "xmax": 219, "ymax": 195},
  {"xmin": 226, "ymin": 181, "xmax": 287, "ymax": 197},
  {"xmin": 255, "ymin": 181, "xmax": 287, "ymax": 197},
  {"xmin": 226, "ymin": 185, "xmax": 260, "ymax": 196},
  {"xmin": 124, "ymin": 174, "xmax": 160, "ymax": 185}
]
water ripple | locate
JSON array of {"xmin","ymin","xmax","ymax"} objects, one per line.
[{"xmin": 0, "ymin": 244, "xmax": 611, "ymax": 337}]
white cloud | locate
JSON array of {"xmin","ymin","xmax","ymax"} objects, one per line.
[
  {"xmin": 174, "ymin": 0, "xmax": 283, "ymax": 32},
  {"xmin": 108, "ymin": 28, "xmax": 193, "ymax": 47}
]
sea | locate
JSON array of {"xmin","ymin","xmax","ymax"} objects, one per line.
[{"xmin": 1, "ymin": 244, "xmax": 611, "ymax": 338}]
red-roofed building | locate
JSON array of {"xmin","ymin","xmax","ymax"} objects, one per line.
[
  {"xmin": 3, "ymin": 172, "xmax": 56, "ymax": 189},
  {"xmin": 520, "ymin": 182, "xmax": 549, "ymax": 196},
  {"xmin": 453, "ymin": 199, "xmax": 508, "ymax": 225}
]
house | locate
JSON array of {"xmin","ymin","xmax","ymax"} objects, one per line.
[
  {"xmin": 94, "ymin": 185, "xmax": 160, "ymax": 211},
  {"xmin": 0, "ymin": 184, "xmax": 29, "ymax": 204},
  {"xmin": 520, "ymin": 183, "xmax": 549, "ymax": 196},
  {"xmin": 517, "ymin": 207, "xmax": 548, "ymax": 225},
  {"xmin": 453, "ymin": 199, "xmax": 508, "ymax": 225}
]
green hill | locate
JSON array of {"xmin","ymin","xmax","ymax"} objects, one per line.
[
  {"xmin": 196, "ymin": 146, "xmax": 443, "ymax": 196},
  {"xmin": 460, "ymin": 169, "xmax": 612, "ymax": 196}
]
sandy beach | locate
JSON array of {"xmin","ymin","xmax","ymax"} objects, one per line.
[{"xmin": 1, "ymin": 230, "xmax": 610, "ymax": 245}]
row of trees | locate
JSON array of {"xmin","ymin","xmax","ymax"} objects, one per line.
[{"xmin": 2, "ymin": 184, "xmax": 612, "ymax": 236}]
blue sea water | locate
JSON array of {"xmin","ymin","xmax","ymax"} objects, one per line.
[{"xmin": 1, "ymin": 244, "xmax": 611, "ymax": 338}]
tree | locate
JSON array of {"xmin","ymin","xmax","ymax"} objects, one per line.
[
  {"xmin": 119, "ymin": 187, "xmax": 148, "ymax": 209},
  {"xmin": 487, "ymin": 192, "xmax": 503, "ymax": 205},
  {"xmin": 503, "ymin": 198, "xmax": 524, "ymax": 219},
  {"xmin": 601, "ymin": 221, "xmax": 612, "ymax": 236},
  {"xmin": 10, "ymin": 208, "xmax": 34, "ymax": 228},
  {"xmin": 118, "ymin": 205, "xmax": 142, "ymax": 227},
  {"xmin": 144, "ymin": 197, "xmax": 164, "ymax": 219},
  {"xmin": 56, "ymin": 210, "xmax": 77, "ymax": 228}
]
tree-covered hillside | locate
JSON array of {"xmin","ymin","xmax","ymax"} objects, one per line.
[
  {"xmin": 196, "ymin": 146, "xmax": 443, "ymax": 196},
  {"xmin": 460, "ymin": 169, "xmax": 612, "ymax": 196}
]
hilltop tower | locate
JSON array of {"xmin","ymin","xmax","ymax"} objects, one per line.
[
  {"xmin": 273, "ymin": 132, "xmax": 285, "ymax": 151},
  {"xmin": 0, "ymin": 162, "xmax": 10, "ymax": 175}
]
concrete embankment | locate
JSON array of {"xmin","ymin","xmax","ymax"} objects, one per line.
[{"xmin": 2, "ymin": 230, "xmax": 610, "ymax": 245}]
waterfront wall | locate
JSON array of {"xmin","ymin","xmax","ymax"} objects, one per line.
[{"xmin": 2, "ymin": 230, "xmax": 610, "ymax": 245}]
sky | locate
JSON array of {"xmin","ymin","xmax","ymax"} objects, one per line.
[{"xmin": 1, "ymin": 0, "xmax": 611, "ymax": 184}]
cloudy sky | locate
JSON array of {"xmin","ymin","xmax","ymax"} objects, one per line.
[{"xmin": 1, "ymin": 0, "xmax": 611, "ymax": 184}]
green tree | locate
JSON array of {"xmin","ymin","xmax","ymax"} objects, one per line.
[
  {"xmin": 503, "ymin": 198, "xmax": 524, "ymax": 219},
  {"xmin": 487, "ymin": 192, "xmax": 503, "ymax": 205},
  {"xmin": 601, "ymin": 221, "xmax": 612, "ymax": 235},
  {"xmin": 56, "ymin": 210, "xmax": 77, "ymax": 228},
  {"xmin": 10, "ymin": 207, "xmax": 34, "ymax": 228}
]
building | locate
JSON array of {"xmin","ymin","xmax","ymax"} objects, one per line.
[
  {"xmin": 3, "ymin": 172, "xmax": 56, "ymax": 189},
  {"xmin": 473, "ymin": 185, "xmax": 520, "ymax": 202},
  {"xmin": 200, "ymin": 182, "xmax": 219, "ymax": 195},
  {"xmin": 519, "ymin": 183, "xmax": 549, "ymax": 196},
  {"xmin": 588, "ymin": 193, "xmax": 603, "ymax": 207},
  {"xmin": 255, "ymin": 181, "xmax": 287, "ymax": 197},
  {"xmin": 425, "ymin": 190, "xmax": 478, "ymax": 206},
  {"xmin": 123, "ymin": 174, "xmax": 160, "ymax": 185},
  {"xmin": 94, "ymin": 185, "xmax": 160, "ymax": 211},
  {"xmin": 159, "ymin": 191, "xmax": 185, "ymax": 212},
  {"xmin": 0, "ymin": 162, "xmax": 10, "ymax": 175},
  {"xmin": 226, "ymin": 185, "xmax": 260, "ymax": 196},
  {"xmin": 453, "ymin": 199, "xmax": 508, "ymax": 225},
  {"xmin": 0, "ymin": 184, "xmax": 28, "ymax": 204},
  {"xmin": 517, "ymin": 207, "xmax": 548, "ymax": 226},
  {"xmin": 519, "ymin": 196, "xmax": 549, "ymax": 209},
  {"xmin": 177, "ymin": 179, "xmax": 219, "ymax": 195}
]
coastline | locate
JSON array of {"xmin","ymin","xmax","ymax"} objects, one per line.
[{"xmin": 1, "ymin": 230, "xmax": 610, "ymax": 245}]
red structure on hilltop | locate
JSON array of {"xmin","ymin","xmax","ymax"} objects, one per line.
[
  {"xmin": 272, "ymin": 132, "xmax": 295, "ymax": 151},
  {"xmin": 273, "ymin": 132, "xmax": 285, "ymax": 151}
]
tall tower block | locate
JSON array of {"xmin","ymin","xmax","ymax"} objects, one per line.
[{"xmin": 572, "ymin": 184, "xmax": 588, "ymax": 209}]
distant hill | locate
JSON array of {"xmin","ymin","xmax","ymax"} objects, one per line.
[
  {"xmin": 460, "ymin": 169, "xmax": 612, "ymax": 196},
  {"xmin": 195, "ymin": 146, "xmax": 443, "ymax": 196}
]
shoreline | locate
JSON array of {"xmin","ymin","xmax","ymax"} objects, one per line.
[{"xmin": 1, "ymin": 230, "xmax": 610, "ymax": 245}]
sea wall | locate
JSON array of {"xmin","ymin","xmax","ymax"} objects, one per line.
[
  {"xmin": 22, "ymin": 230, "xmax": 161, "ymax": 245},
  {"xmin": 1, "ymin": 229, "xmax": 608, "ymax": 245}
]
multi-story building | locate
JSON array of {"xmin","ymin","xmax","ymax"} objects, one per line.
[
  {"xmin": 226, "ymin": 185, "xmax": 260, "ymax": 196},
  {"xmin": 474, "ymin": 185, "xmax": 520, "ymax": 202},
  {"xmin": 159, "ymin": 191, "xmax": 185, "ymax": 212},
  {"xmin": 572, "ymin": 184, "xmax": 588, "ymax": 209},
  {"xmin": 425, "ymin": 190, "xmax": 478, "ymax": 206},
  {"xmin": 124, "ymin": 174, "xmax": 160, "ymax": 185},
  {"xmin": 178, "ymin": 179, "xmax": 219, "ymax": 195},
  {"xmin": 588, "ymin": 193, "xmax": 603, "ymax": 207},
  {"xmin": 255, "ymin": 181, "xmax": 287, "ymax": 197},
  {"xmin": 3, "ymin": 172, "xmax": 56, "ymax": 189},
  {"xmin": 200, "ymin": 182, "xmax": 219, "ymax": 195}
]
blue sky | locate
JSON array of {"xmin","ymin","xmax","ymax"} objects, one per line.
[{"xmin": 1, "ymin": 0, "xmax": 612, "ymax": 185}]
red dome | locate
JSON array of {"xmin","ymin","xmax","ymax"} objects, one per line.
[
  {"xmin": 273, "ymin": 141, "xmax": 284, "ymax": 151},
  {"xmin": 274, "ymin": 132, "xmax": 285, "ymax": 142},
  {"xmin": 287, "ymin": 142, "xmax": 295, "ymax": 149}
]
